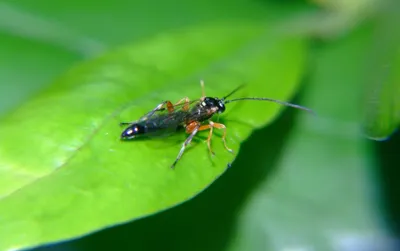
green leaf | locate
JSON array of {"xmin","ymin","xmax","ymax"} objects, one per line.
[
  {"xmin": 0, "ymin": 0, "xmax": 273, "ymax": 115},
  {"xmin": 225, "ymin": 23, "xmax": 390, "ymax": 251},
  {"xmin": 0, "ymin": 22, "xmax": 307, "ymax": 250},
  {"xmin": 362, "ymin": 1, "xmax": 400, "ymax": 140}
]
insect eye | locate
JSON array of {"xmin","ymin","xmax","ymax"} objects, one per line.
[{"xmin": 218, "ymin": 101, "xmax": 226, "ymax": 112}]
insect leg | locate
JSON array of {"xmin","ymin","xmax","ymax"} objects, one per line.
[
  {"xmin": 198, "ymin": 123, "xmax": 214, "ymax": 156},
  {"xmin": 172, "ymin": 97, "xmax": 190, "ymax": 111},
  {"xmin": 172, "ymin": 121, "xmax": 200, "ymax": 168},
  {"xmin": 154, "ymin": 97, "xmax": 193, "ymax": 114},
  {"xmin": 151, "ymin": 101, "xmax": 175, "ymax": 114},
  {"xmin": 161, "ymin": 96, "xmax": 193, "ymax": 114},
  {"xmin": 211, "ymin": 122, "xmax": 233, "ymax": 153},
  {"xmin": 198, "ymin": 121, "xmax": 233, "ymax": 154}
]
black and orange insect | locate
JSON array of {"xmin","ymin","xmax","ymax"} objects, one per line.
[{"xmin": 120, "ymin": 80, "xmax": 313, "ymax": 168}]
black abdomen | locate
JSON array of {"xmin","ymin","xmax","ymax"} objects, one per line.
[
  {"xmin": 120, "ymin": 111, "xmax": 187, "ymax": 140},
  {"xmin": 120, "ymin": 123, "xmax": 148, "ymax": 139},
  {"xmin": 120, "ymin": 120, "xmax": 178, "ymax": 139}
]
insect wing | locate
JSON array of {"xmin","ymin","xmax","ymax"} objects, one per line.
[
  {"xmin": 155, "ymin": 110, "xmax": 188, "ymax": 129},
  {"xmin": 151, "ymin": 99, "xmax": 200, "ymax": 124},
  {"xmin": 138, "ymin": 99, "xmax": 200, "ymax": 122},
  {"xmin": 120, "ymin": 99, "xmax": 201, "ymax": 138}
]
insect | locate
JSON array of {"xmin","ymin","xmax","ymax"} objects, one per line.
[{"xmin": 120, "ymin": 80, "xmax": 314, "ymax": 168}]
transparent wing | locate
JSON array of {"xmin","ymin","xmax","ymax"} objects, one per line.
[
  {"xmin": 137, "ymin": 98, "xmax": 201, "ymax": 123},
  {"xmin": 157, "ymin": 101, "xmax": 216, "ymax": 128},
  {"xmin": 121, "ymin": 99, "xmax": 202, "ymax": 129}
]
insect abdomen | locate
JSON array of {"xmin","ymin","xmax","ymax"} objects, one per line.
[
  {"xmin": 120, "ymin": 123, "xmax": 151, "ymax": 139},
  {"xmin": 120, "ymin": 120, "xmax": 172, "ymax": 139}
]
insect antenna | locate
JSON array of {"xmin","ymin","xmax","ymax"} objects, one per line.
[
  {"xmin": 222, "ymin": 84, "xmax": 246, "ymax": 100},
  {"xmin": 224, "ymin": 97, "xmax": 315, "ymax": 115}
]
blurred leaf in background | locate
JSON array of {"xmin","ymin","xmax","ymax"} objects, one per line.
[
  {"xmin": 0, "ymin": 0, "xmax": 399, "ymax": 251},
  {"xmin": 228, "ymin": 21, "xmax": 391, "ymax": 251},
  {"xmin": 361, "ymin": 0, "xmax": 400, "ymax": 141},
  {"xmin": 0, "ymin": 0, "xmax": 277, "ymax": 115}
]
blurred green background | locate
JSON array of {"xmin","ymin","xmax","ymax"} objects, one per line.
[{"xmin": 0, "ymin": 0, "xmax": 399, "ymax": 250}]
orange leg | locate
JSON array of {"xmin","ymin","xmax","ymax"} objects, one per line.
[
  {"xmin": 198, "ymin": 124, "xmax": 214, "ymax": 156},
  {"xmin": 172, "ymin": 121, "xmax": 200, "ymax": 168},
  {"xmin": 151, "ymin": 96, "xmax": 190, "ymax": 115},
  {"xmin": 198, "ymin": 121, "xmax": 233, "ymax": 156},
  {"xmin": 171, "ymin": 97, "xmax": 190, "ymax": 111},
  {"xmin": 185, "ymin": 121, "xmax": 200, "ymax": 133},
  {"xmin": 137, "ymin": 100, "xmax": 174, "ymax": 117},
  {"xmin": 142, "ymin": 96, "xmax": 190, "ymax": 119},
  {"xmin": 212, "ymin": 122, "xmax": 233, "ymax": 153}
]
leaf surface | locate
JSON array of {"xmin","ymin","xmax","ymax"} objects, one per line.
[{"xmin": 0, "ymin": 23, "xmax": 307, "ymax": 250}]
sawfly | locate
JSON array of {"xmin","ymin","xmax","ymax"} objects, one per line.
[{"xmin": 120, "ymin": 80, "xmax": 313, "ymax": 168}]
